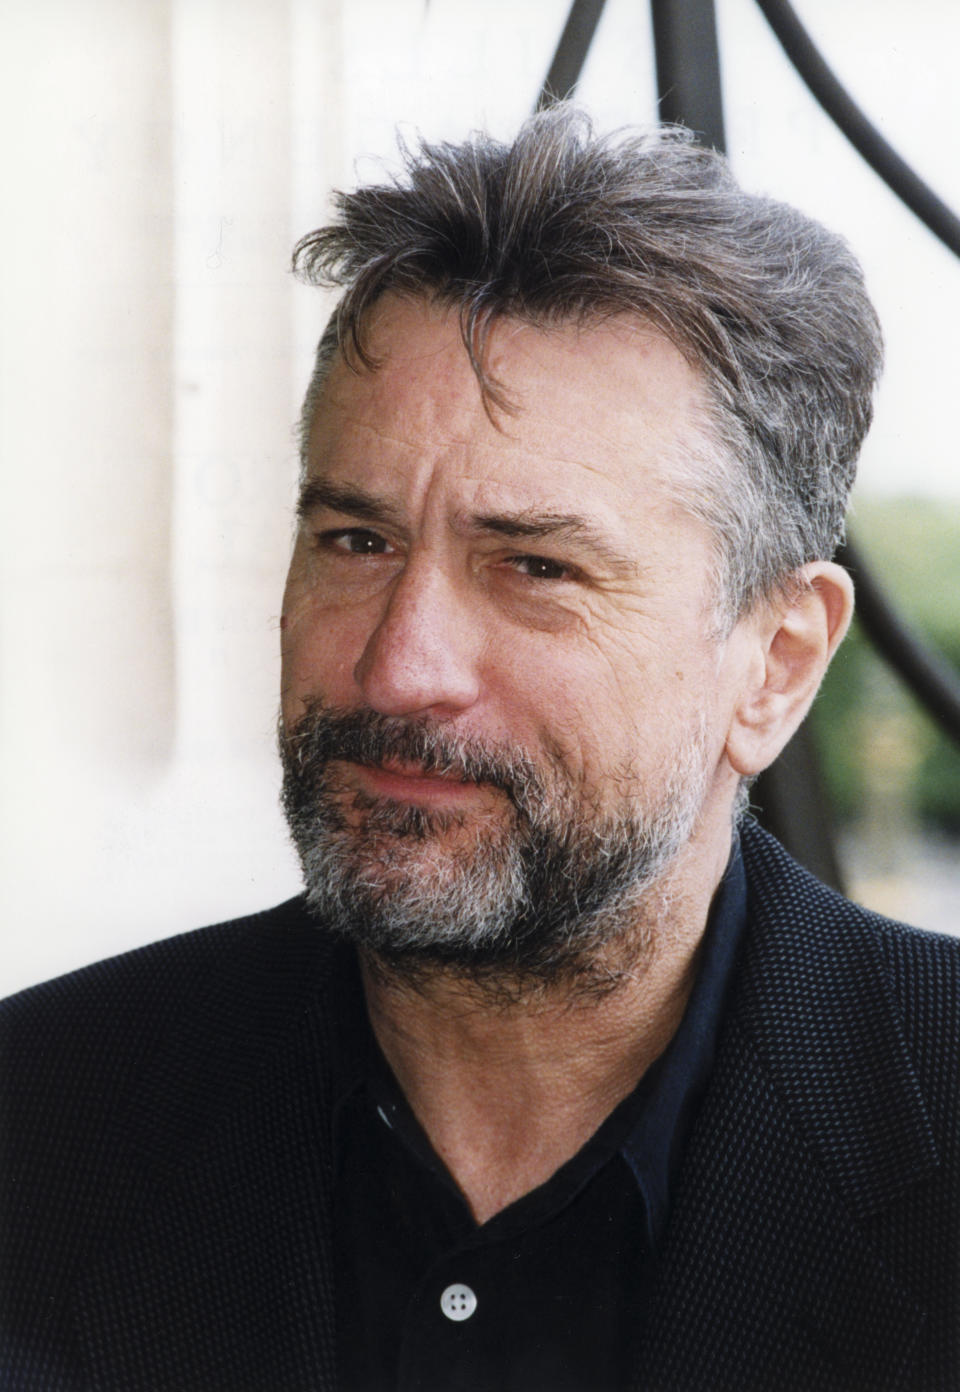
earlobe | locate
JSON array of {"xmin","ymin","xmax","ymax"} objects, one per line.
[{"xmin": 725, "ymin": 561, "xmax": 854, "ymax": 778}]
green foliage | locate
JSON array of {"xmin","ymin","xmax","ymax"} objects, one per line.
[{"xmin": 811, "ymin": 496, "xmax": 960, "ymax": 832}]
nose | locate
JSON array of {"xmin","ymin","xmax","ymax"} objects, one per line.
[{"xmin": 353, "ymin": 562, "xmax": 482, "ymax": 718}]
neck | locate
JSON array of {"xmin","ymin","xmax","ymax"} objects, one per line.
[{"xmin": 360, "ymin": 827, "xmax": 733, "ymax": 1224}]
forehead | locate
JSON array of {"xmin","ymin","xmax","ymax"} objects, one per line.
[{"xmin": 306, "ymin": 296, "xmax": 708, "ymax": 521}]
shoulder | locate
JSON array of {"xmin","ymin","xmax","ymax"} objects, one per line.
[
  {"xmin": 739, "ymin": 816, "xmax": 960, "ymax": 981},
  {"xmin": 1, "ymin": 897, "xmax": 318, "ymax": 1066},
  {"xmin": 737, "ymin": 818, "xmax": 960, "ymax": 1109},
  {"xmin": 0, "ymin": 898, "xmax": 335, "ymax": 1174},
  {"xmin": 0, "ymin": 896, "xmax": 344, "ymax": 1235},
  {"xmin": 0, "ymin": 902, "xmax": 350, "ymax": 1380}
]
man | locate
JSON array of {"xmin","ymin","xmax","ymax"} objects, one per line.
[{"xmin": 2, "ymin": 107, "xmax": 958, "ymax": 1391}]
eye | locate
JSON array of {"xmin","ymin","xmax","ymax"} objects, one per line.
[
  {"xmin": 320, "ymin": 528, "xmax": 395, "ymax": 556},
  {"xmin": 508, "ymin": 554, "xmax": 576, "ymax": 581}
]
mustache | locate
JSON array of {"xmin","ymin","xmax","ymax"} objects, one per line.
[{"xmin": 280, "ymin": 703, "xmax": 546, "ymax": 812}]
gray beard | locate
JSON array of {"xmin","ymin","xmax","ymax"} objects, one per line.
[{"xmin": 279, "ymin": 703, "xmax": 709, "ymax": 991}]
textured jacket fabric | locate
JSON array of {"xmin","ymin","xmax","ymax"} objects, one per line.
[{"xmin": 2, "ymin": 820, "xmax": 958, "ymax": 1391}]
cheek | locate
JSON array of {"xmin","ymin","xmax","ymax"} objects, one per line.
[
  {"xmin": 280, "ymin": 575, "xmax": 371, "ymax": 720},
  {"xmin": 532, "ymin": 630, "xmax": 712, "ymax": 784},
  {"xmin": 499, "ymin": 640, "xmax": 637, "ymax": 784}
]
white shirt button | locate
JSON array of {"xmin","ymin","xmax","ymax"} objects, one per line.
[{"xmin": 440, "ymin": 1283, "xmax": 477, "ymax": 1322}]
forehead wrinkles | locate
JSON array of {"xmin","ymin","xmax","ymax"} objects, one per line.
[
  {"xmin": 311, "ymin": 375, "xmax": 678, "ymax": 500},
  {"xmin": 320, "ymin": 307, "xmax": 698, "ymax": 458},
  {"xmin": 307, "ymin": 380, "xmax": 488, "ymax": 505},
  {"xmin": 308, "ymin": 302, "xmax": 716, "ymax": 538},
  {"xmin": 321, "ymin": 320, "xmax": 487, "ymax": 441}
]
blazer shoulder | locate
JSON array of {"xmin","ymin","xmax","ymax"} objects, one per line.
[
  {"xmin": 0, "ymin": 898, "xmax": 337, "ymax": 1296},
  {"xmin": 0, "ymin": 898, "xmax": 324, "ymax": 1151},
  {"xmin": 2, "ymin": 897, "xmax": 314, "ymax": 1048},
  {"xmin": 739, "ymin": 817, "xmax": 960, "ymax": 1111},
  {"xmin": 0, "ymin": 898, "xmax": 341, "ymax": 1383},
  {"xmin": 741, "ymin": 817, "xmax": 960, "ymax": 968},
  {"xmin": 868, "ymin": 905, "xmax": 960, "ymax": 980},
  {"xmin": 867, "ymin": 905, "xmax": 960, "ymax": 1088}
]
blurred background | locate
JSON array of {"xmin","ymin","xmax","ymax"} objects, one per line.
[{"xmin": 2, "ymin": 0, "xmax": 958, "ymax": 995}]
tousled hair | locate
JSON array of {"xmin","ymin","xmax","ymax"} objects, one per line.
[{"xmin": 292, "ymin": 105, "xmax": 882, "ymax": 625}]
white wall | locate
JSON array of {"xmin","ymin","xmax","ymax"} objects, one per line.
[{"xmin": 1, "ymin": 0, "xmax": 335, "ymax": 990}]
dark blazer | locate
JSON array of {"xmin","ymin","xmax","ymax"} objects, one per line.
[{"xmin": 2, "ymin": 821, "xmax": 958, "ymax": 1390}]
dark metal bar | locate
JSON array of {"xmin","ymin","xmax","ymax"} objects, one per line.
[
  {"xmin": 650, "ymin": 0, "xmax": 726, "ymax": 150},
  {"xmin": 839, "ymin": 537, "xmax": 960, "ymax": 745},
  {"xmin": 535, "ymin": 0, "xmax": 608, "ymax": 110},
  {"xmin": 749, "ymin": 730, "xmax": 846, "ymax": 890},
  {"xmin": 754, "ymin": 0, "xmax": 960, "ymax": 260}
]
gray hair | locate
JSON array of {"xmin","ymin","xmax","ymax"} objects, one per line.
[{"xmin": 292, "ymin": 105, "xmax": 882, "ymax": 626}]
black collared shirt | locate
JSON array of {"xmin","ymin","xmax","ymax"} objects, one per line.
[{"xmin": 331, "ymin": 843, "xmax": 747, "ymax": 1391}]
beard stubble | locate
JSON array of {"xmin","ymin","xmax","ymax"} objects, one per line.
[{"xmin": 279, "ymin": 702, "xmax": 709, "ymax": 993}]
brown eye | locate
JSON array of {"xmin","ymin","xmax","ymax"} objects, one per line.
[
  {"xmin": 510, "ymin": 554, "xmax": 572, "ymax": 581},
  {"xmin": 326, "ymin": 529, "xmax": 394, "ymax": 555}
]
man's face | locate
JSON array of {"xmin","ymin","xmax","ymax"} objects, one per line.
[{"xmin": 280, "ymin": 296, "xmax": 750, "ymax": 980}]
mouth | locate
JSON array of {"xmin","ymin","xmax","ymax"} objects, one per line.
[{"xmin": 346, "ymin": 757, "xmax": 483, "ymax": 807}]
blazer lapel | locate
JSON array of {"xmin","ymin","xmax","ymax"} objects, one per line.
[
  {"xmin": 640, "ymin": 1015, "xmax": 928, "ymax": 1391},
  {"xmin": 74, "ymin": 908, "xmax": 347, "ymax": 1392},
  {"xmin": 639, "ymin": 824, "xmax": 939, "ymax": 1392}
]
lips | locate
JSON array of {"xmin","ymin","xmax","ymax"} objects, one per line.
[
  {"xmin": 350, "ymin": 757, "xmax": 479, "ymax": 805},
  {"xmin": 376, "ymin": 757, "xmax": 468, "ymax": 782}
]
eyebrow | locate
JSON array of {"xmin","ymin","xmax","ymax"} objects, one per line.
[
  {"xmin": 296, "ymin": 478, "xmax": 637, "ymax": 575},
  {"xmin": 296, "ymin": 479, "xmax": 406, "ymax": 529}
]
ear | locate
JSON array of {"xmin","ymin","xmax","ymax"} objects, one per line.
[{"xmin": 725, "ymin": 561, "xmax": 854, "ymax": 778}]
